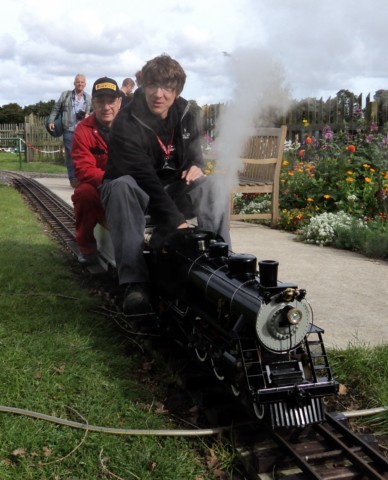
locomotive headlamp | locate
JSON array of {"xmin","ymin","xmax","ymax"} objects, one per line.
[
  {"xmin": 256, "ymin": 299, "xmax": 311, "ymax": 352},
  {"xmin": 286, "ymin": 307, "xmax": 303, "ymax": 325}
]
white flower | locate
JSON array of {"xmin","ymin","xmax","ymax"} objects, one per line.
[
  {"xmin": 301, "ymin": 211, "xmax": 357, "ymax": 245},
  {"xmin": 284, "ymin": 140, "xmax": 301, "ymax": 152}
]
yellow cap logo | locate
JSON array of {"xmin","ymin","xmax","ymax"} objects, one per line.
[{"xmin": 96, "ymin": 82, "xmax": 117, "ymax": 91}]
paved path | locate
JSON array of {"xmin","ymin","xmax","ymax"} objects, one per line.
[
  {"xmin": 36, "ymin": 177, "xmax": 388, "ymax": 350},
  {"xmin": 232, "ymin": 222, "xmax": 387, "ymax": 349}
]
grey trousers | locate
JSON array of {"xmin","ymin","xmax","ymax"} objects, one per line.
[{"xmin": 100, "ymin": 175, "xmax": 231, "ymax": 285}]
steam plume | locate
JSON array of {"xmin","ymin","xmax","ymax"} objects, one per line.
[
  {"xmin": 214, "ymin": 46, "xmax": 291, "ymax": 191},
  {"xmin": 206, "ymin": 47, "xmax": 291, "ymax": 235}
]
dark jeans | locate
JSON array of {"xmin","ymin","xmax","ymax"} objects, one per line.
[
  {"xmin": 100, "ymin": 175, "xmax": 231, "ymax": 285},
  {"xmin": 63, "ymin": 130, "xmax": 75, "ymax": 181}
]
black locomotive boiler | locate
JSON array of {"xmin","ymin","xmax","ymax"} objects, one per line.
[{"xmin": 95, "ymin": 226, "xmax": 339, "ymax": 429}]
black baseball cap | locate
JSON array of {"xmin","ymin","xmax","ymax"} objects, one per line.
[{"xmin": 92, "ymin": 77, "xmax": 120, "ymax": 98}]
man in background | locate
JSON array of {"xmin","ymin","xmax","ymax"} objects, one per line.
[
  {"xmin": 71, "ymin": 77, "xmax": 121, "ymax": 265},
  {"xmin": 119, "ymin": 78, "xmax": 135, "ymax": 108},
  {"xmin": 135, "ymin": 70, "xmax": 142, "ymax": 88},
  {"xmin": 48, "ymin": 74, "xmax": 92, "ymax": 187}
]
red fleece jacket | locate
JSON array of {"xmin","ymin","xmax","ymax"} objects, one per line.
[{"xmin": 72, "ymin": 114, "xmax": 108, "ymax": 187}]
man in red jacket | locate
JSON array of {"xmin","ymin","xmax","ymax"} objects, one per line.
[{"xmin": 71, "ymin": 77, "xmax": 122, "ymax": 265}]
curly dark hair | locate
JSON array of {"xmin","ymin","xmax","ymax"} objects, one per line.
[{"xmin": 141, "ymin": 54, "xmax": 186, "ymax": 95}]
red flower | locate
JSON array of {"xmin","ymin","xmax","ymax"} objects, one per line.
[
  {"xmin": 347, "ymin": 144, "xmax": 356, "ymax": 152},
  {"xmin": 305, "ymin": 136, "xmax": 312, "ymax": 144},
  {"xmin": 298, "ymin": 149, "xmax": 305, "ymax": 158}
]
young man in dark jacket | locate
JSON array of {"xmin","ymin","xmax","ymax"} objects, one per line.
[
  {"xmin": 101, "ymin": 54, "xmax": 231, "ymax": 315},
  {"xmin": 71, "ymin": 77, "xmax": 122, "ymax": 265}
]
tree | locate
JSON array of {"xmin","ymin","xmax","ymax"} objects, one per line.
[
  {"xmin": 0, "ymin": 103, "xmax": 24, "ymax": 124},
  {"xmin": 0, "ymin": 100, "xmax": 56, "ymax": 124},
  {"xmin": 23, "ymin": 100, "xmax": 55, "ymax": 118},
  {"xmin": 374, "ymin": 90, "xmax": 388, "ymax": 125},
  {"xmin": 336, "ymin": 89, "xmax": 356, "ymax": 122},
  {"xmin": 189, "ymin": 99, "xmax": 203, "ymax": 130}
]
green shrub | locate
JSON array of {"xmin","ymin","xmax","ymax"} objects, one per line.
[{"xmin": 334, "ymin": 217, "xmax": 388, "ymax": 259}]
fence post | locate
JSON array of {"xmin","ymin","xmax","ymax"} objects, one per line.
[
  {"xmin": 18, "ymin": 138, "xmax": 23, "ymax": 169},
  {"xmin": 24, "ymin": 113, "xmax": 34, "ymax": 162}
]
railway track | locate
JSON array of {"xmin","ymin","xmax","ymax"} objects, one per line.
[
  {"xmin": 2, "ymin": 171, "xmax": 78, "ymax": 256},
  {"xmin": 4, "ymin": 172, "xmax": 388, "ymax": 480},
  {"xmin": 260, "ymin": 412, "xmax": 388, "ymax": 479}
]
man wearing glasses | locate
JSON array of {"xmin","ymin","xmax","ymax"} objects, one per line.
[
  {"xmin": 101, "ymin": 54, "xmax": 231, "ymax": 315},
  {"xmin": 71, "ymin": 77, "xmax": 122, "ymax": 266}
]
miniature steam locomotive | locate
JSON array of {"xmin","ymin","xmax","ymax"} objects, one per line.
[{"xmin": 95, "ymin": 225, "xmax": 339, "ymax": 429}]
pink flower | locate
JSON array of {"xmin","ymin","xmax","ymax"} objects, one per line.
[{"xmin": 323, "ymin": 125, "xmax": 333, "ymax": 140}]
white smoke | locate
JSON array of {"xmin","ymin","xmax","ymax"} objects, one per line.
[{"xmin": 213, "ymin": 46, "xmax": 291, "ymax": 194}]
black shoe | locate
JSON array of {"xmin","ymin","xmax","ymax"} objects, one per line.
[
  {"xmin": 123, "ymin": 282, "xmax": 153, "ymax": 315},
  {"xmin": 77, "ymin": 252, "xmax": 99, "ymax": 266}
]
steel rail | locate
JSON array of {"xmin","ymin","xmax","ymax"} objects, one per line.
[
  {"xmin": 323, "ymin": 412, "xmax": 388, "ymax": 479},
  {"xmin": 268, "ymin": 412, "xmax": 388, "ymax": 479},
  {"xmin": 9, "ymin": 175, "xmax": 77, "ymax": 250}
]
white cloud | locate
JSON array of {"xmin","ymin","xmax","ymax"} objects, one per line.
[{"xmin": 0, "ymin": 0, "xmax": 387, "ymax": 107}]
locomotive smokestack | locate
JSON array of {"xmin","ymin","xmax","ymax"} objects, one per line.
[{"xmin": 259, "ymin": 260, "xmax": 279, "ymax": 287}]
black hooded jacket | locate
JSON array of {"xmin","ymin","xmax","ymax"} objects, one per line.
[{"xmin": 104, "ymin": 89, "xmax": 204, "ymax": 228}]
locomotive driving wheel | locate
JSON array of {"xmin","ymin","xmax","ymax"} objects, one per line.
[
  {"xmin": 253, "ymin": 402, "xmax": 266, "ymax": 420},
  {"xmin": 192, "ymin": 327, "xmax": 208, "ymax": 362},
  {"xmin": 210, "ymin": 349, "xmax": 225, "ymax": 381},
  {"xmin": 230, "ymin": 384, "xmax": 240, "ymax": 396}
]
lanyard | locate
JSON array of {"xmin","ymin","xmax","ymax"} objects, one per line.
[{"xmin": 156, "ymin": 131, "xmax": 175, "ymax": 161}]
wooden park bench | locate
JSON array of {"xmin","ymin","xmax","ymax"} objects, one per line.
[{"xmin": 230, "ymin": 125, "xmax": 287, "ymax": 227}]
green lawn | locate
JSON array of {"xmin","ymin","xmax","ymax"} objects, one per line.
[
  {"xmin": 0, "ymin": 166, "xmax": 386, "ymax": 477},
  {"xmin": 0, "ymin": 152, "xmax": 67, "ymax": 175},
  {"xmin": 0, "ymin": 183, "xmax": 215, "ymax": 479}
]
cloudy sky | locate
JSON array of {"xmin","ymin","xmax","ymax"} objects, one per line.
[{"xmin": 1, "ymin": 0, "xmax": 387, "ymax": 108}]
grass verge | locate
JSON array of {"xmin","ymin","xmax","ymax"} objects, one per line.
[
  {"xmin": 0, "ymin": 183, "xmax": 215, "ymax": 479},
  {"xmin": 0, "ymin": 152, "xmax": 67, "ymax": 175},
  {"xmin": 329, "ymin": 341, "xmax": 388, "ymax": 442}
]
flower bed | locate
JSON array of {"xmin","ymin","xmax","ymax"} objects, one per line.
[
  {"xmin": 281, "ymin": 123, "xmax": 388, "ymax": 220},
  {"xmin": 225, "ymin": 122, "xmax": 388, "ymax": 258}
]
